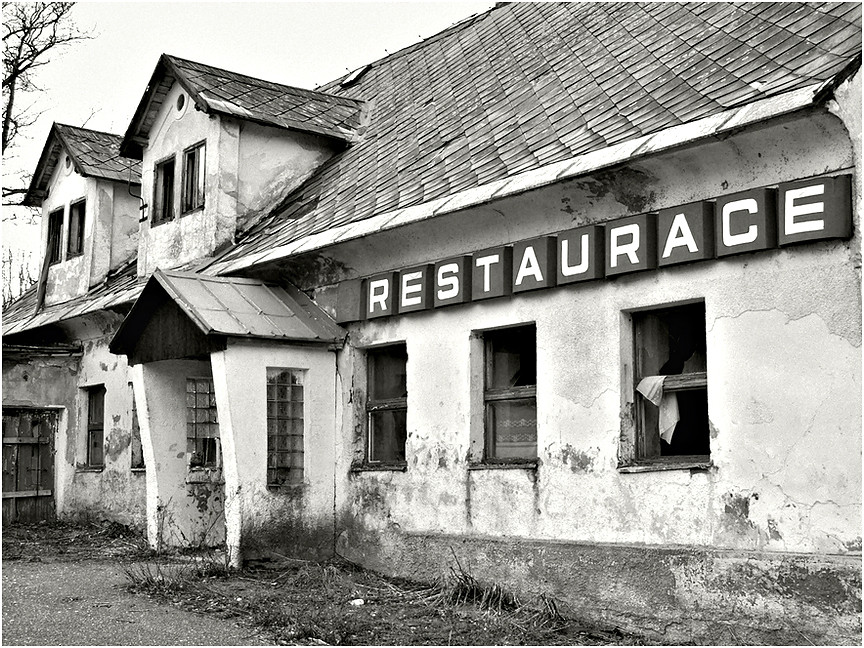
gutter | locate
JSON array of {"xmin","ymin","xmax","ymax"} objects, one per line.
[{"xmin": 206, "ymin": 83, "xmax": 824, "ymax": 277}]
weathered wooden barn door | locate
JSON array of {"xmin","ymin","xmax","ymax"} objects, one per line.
[{"xmin": 2, "ymin": 409, "xmax": 56, "ymax": 524}]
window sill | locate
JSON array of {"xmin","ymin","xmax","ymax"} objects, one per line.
[
  {"xmin": 180, "ymin": 206, "xmax": 204, "ymax": 217},
  {"xmin": 150, "ymin": 217, "xmax": 176, "ymax": 228},
  {"xmin": 76, "ymin": 466, "xmax": 104, "ymax": 473},
  {"xmin": 618, "ymin": 457, "xmax": 713, "ymax": 473},
  {"xmin": 468, "ymin": 460, "xmax": 538, "ymax": 471},
  {"xmin": 186, "ymin": 468, "xmax": 223, "ymax": 484},
  {"xmin": 351, "ymin": 463, "xmax": 407, "ymax": 473},
  {"xmin": 131, "ymin": 467, "xmax": 146, "ymax": 474}
]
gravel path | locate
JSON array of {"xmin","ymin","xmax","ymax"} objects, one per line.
[{"xmin": 2, "ymin": 560, "xmax": 268, "ymax": 646}]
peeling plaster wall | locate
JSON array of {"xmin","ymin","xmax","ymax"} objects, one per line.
[
  {"xmin": 210, "ymin": 340, "xmax": 337, "ymax": 565},
  {"xmin": 133, "ymin": 359, "xmax": 225, "ymax": 549},
  {"xmin": 138, "ymin": 83, "xmax": 335, "ymax": 276},
  {"xmin": 40, "ymin": 163, "xmax": 139, "ymax": 305},
  {"xmin": 313, "ymin": 103, "xmax": 861, "ymax": 642},
  {"xmin": 57, "ymin": 315, "xmax": 146, "ymax": 527},
  {"xmin": 236, "ymin": 122, "xmax": 336, "ymax": 232}
]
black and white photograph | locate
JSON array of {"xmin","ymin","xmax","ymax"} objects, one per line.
[{"xmin": 2, "ymin": 1, "xmax": 861, "ymax": 645}]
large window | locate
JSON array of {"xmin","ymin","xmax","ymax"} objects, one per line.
[
  {"xmin": 86, "ymin": 385, "xmax": 106, "ymax": 467},
  {"xmin": 484, "ymin": 325, "xmax": 537, "ymax": 461},
  {"xmin": 47, "ymin": 208, "xmax": 64, "ymax": 265},
  {"xmin": 182, "ymin": 142, "xmax": 205, "ymax": 213},
  {"xmin": 633, "ymin": 302, "xmax": 708, "ymax": 462},
  {"xmin": 153, "ymin": 156, "xmax": 176, "ymax": 225},
  {"xmin": 266, "ymin": 368, "xmax": 304, "ymax": 486},
  {"xmin": 186, "ymin": 378, "xmax": 219, "ymax": 468},
  {"xmin": 366, "ymin": 345, "xmax": 407, "ymax": 464},
  {"xmin": 67, "ymin": 199, "xmax": 85, "ymax": 258}
]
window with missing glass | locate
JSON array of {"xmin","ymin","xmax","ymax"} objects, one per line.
[
  {"xmin": 182, "ymin": 142, "xmax": 205, "ymax": 213},
  {"xmin": 47, "ymin": 208, "xmax": 64, "ymax": 265},
  {"xmin": 186, "ymin": 378, "xmax": 219, "ymax": 468},
  {"xmin": 366, "ymin": 345, "xmax": 407, "ymax": 464},
  {"xmin": 67, "ymin": 199, "xmax": 85, "ymax": 258},
  {"xmin": 86, "ymin": 385, "xmax": 106, "ymax": 467},
  {"xmin": 153, "ymin": 156, "xmax": 176, "ymax": 225},
  {"xmin": 484, "ymin": 325, "xmax": 537, "ymax": 461},
  {"xmin": 266, "ymin": 368, "xmax": 304, "ymax": 486},
  {"xmin": 633, "ymin": 302, "xmax": 708, "ymax": 463}
]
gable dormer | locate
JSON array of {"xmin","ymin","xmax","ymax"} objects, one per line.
[
  {"xmin": 24, "ymin": 124, "xmax": 142, "ymax": 307},
  {"xmin": 121, "ymin": 54, "xmax": 366, "ymax": 277}
]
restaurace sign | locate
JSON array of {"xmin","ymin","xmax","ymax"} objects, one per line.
[{"xmin": 351, "ymin": 175, "xmax": 852, "ymax": 320}]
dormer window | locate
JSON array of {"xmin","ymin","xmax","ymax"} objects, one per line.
[
  {"xmin": 67, "ymin": 199, "xmax": 85, "ymax": 258},
  {"xmin": 182, "ymin": 142, "xmax": 205, "ymax": 214},
  {"xmin": 47, "ymin": 208, "xmax": 64, "ymax": 265},
  {"xmin": 153, "ymin": 155, "xmax": 176, "ymax": 225}
]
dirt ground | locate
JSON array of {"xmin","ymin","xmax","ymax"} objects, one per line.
[{"xmin": 3, "ymin": 521, "xmax": 648, "ymax": 646}]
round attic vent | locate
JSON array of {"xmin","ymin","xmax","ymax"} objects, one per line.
[
  {"xmin": 64, "ymin": 155, "xmax": 71, "ymax": 169},
  {"xmin": 176, "ymin": 94, "xmax": 186, "ymax": 112}
]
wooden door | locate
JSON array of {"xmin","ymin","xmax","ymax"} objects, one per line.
[{"xmin": 2, "ymin": 409, "xmax": 56, "ymax": 524}]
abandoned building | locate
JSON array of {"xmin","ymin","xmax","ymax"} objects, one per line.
[{"xmin": 2, "ymin": 2, "xmax": 861, "ymax": 644}]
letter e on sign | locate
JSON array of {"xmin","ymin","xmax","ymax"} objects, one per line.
[
  {"xmin": 364, "ymin": 272, "xmax": 398, "ymax": 319},
  {"xmin": 715, "ymin": 188, "xmax": 777, "ymax": 257},
  {"xmin": 658, "ymin": 202, "xmax": 714, "ymax": 267},
  {"xmin": 513, "ymin": 237, "xmax": 556, "ymax": 293},
  {"xmin": 557, "ymin": 225, "xmax": 604, "ymax": 284},
  {"xmin": 605, "ymin": 214, "xmax": 657, "ymax": 277},
  {"xmin": 434, "ymin": 256, "xmax": 472, "ymax": 307},
  {"xmin": 397, "ymin": 265, "xmax": 433, "ymax": 314},
  {"xmin": 778, "ymin": 175, "xmax": 852, "ymax": 246},
  {"xmin": 472, "ymin": 246, "xmax": 513, "ymax": 301}
]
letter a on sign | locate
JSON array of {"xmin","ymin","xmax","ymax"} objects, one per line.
[
  {"xmin": 513, "ymin": 237, "xmax": 556, "ymax": 293},
  {"xmin": 657, "ymin": 202, "xmax": 714, "ymax": 267}
]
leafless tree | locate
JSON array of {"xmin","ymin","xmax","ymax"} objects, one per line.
[
  {"xmin": 3, "ymin": 2, "xmax": 91, "ymax": 201},
  {"xmin": 2, "ymin": 246, "xmax": 36, "ymax": 307}
]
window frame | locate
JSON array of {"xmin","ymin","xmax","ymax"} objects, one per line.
[
  {"xmin": 364, "ymin": 344, "xmax": 408, "ymax": 466},
  {"xmin": 46, "ymin": 207, "xmax": 65, "ymax": 266},
  {"xmin": 66, "ymin": 198, "xmax": 86, "ymax": 258},
  {"xmin": 620, "ymin": 301, "xmax": 711, "ymax": 472},
  {"xmin": 152, "ymin": 154, "xmax": 177, "ymax": 226},
  {"xmin": 266, "ymin": 367, "xmax": 305, "ymax": 487},
  {"xmin": 185, "ymin": 377, "xmax": 220, "ymax": 469},
  {"xmin": 482, "ymin": 324, "xmax": 538, "ymax": 464},
  {"xmin": 86, "ymin": 385, "xmax": 106, "ymax": 468},
  {"xmin": 181, "ymin": 141, "xmax": 206, "ymax": 215}
]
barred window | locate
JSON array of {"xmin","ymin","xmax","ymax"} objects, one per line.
[
  {"xmin": 186, "ymin": 378, "xmax": 219, "ymax": 468},
  {"xmin": 267, "ymin": 368, "xmax": 304, "ymax": 486},
  {"xmin": 484, "ymin": 325, "xmax": 537, "ymax": 461}
]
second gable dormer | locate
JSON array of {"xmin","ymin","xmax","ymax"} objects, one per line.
[
  {"xmin": 23, "ymin": 124, "xmax": 142, "ymax": 307},
  {"xmin": 121, "ymin": 55, "xmax": 366, "ymax": 276}
]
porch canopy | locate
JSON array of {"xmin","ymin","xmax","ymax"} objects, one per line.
[{"xmin": 109, "ymin": 269, "xmax": 345, "ymax": 365}]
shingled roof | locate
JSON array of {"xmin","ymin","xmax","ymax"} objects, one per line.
[
  {"xmin": 23, "ymin": 124, "xmax": 141, "ymax": 206},
  {"xmin": 120, "ymin": 54, "xmax": 366, "ymax": 158},
  {"xmin": 212, "ymin": 1, "xmax": 861, "ymax": 271}
]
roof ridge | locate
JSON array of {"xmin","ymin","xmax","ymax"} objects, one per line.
[
  {"xmin": 54, "ymin": 123, "xmax": 124, "ymax": 139},
  {"xmin": 163, "ymin": 53, "xmax": 365, "ymax": 107}
]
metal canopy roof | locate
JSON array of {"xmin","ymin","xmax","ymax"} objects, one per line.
[{"xmin": 109, "ymin": 269, "xmax": 345, "ymax": 357}]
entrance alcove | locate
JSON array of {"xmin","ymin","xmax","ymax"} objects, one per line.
[{"xmin": 110, "ymin": 269, "xmax": 345, "ymax": 563}]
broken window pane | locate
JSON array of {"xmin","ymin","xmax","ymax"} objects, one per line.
[
  {"xmin": 366, "ymin": 345, "xmax": 408, "ymax": 464},
  {"xmin": 634, "ymin": 302, "xmax": 708, "ymax": 461},
  {"xmin": 266, "ymin": 368, "xmax": 304, "ymax": 485},
  {"xmin": 484, "ymin": 325, "xmax": 537, "ymax": 461},
  {"xmin": 67, "ymin": 199, "xmax": 85, "ymax": 257},
  {"xmin": 47, "ymin": 208, "xmax": 64, "ymax": 265},
  {"xmin": 153, "ymin": 157, "xmax": 176, "ymax": 225}
]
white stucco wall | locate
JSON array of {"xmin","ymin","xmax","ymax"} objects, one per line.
[
  {"xmin": 211, "ymin": 340, "xmax": 338, "ymax": 564},
  {"xmin": 322, "ymin": 104, "xmax": 860, "ymax": 557}
]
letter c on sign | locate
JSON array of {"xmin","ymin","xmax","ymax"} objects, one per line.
[{"xmin": 722, "ymin": 199, "xmax": 759, "ymax": 247}]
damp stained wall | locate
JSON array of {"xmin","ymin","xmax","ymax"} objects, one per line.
[
  {"xmin": 137, "ymin": 82, "xmax": 336, "ymax": 276},
  {"xmin": 39, "ymin": 156, "xmax": 139, "ymax": 307},
  {"xmin": 211, "ymin": 340, "xmax": 338, "ymax": 564},
  {"xmin": 308, "ymin": 101, "xmax": 861, "ymax": 569},
  {"xmin": 57, "ymin": 315, "xmax": 146, "ymax": 527},
  {"xmin": 132, "ymin": 358, "xmax": 225, "ymax": 549}
]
